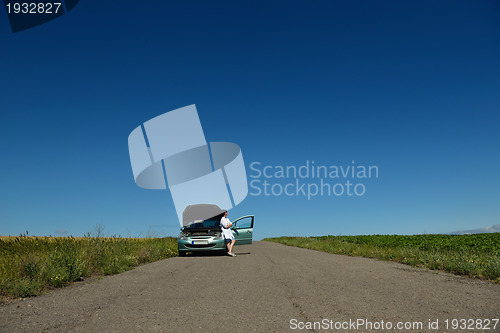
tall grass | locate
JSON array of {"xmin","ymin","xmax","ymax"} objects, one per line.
[
  {"xmin": 0, "ymin": 234, "xmax": 178, "ymax": 298},
  {"xmin": 264, "ymin": 234, "xmax": 500, "ymax": 283}
]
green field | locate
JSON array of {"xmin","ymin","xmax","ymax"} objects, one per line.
[
  {"xmin": 0, "ymin": 235, "xmax": 178, "ymax": 298},
  {"xmin": 264, "ymin": 234, "xmax": 500, "ymax": 283}
]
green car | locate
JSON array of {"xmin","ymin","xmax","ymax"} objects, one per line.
[{"xmin": 178, "ymin": 214, "xmax": 254, "ymax": 256}]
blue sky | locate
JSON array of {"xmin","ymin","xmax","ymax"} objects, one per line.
[{"xmin": 1, "ymin": 0, "xmax": 499, "ymax": 240}]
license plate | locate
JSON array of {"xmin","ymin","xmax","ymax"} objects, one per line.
[{"xmin": 192, "ymin": 240, "xmax": 208, "ymax": 245}]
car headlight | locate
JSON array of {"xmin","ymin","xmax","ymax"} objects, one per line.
[
  {"xmin": 179, "ymin": 233, "xmax": 188, "ymax": 240},
  {"xmin": 215, "ymin": 232, "xmax": 222, "ymax": 239}
]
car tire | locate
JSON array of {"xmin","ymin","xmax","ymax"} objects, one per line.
[{"xmin": 178, "ymin": 251, "xmax": 187, "ymax": 257}]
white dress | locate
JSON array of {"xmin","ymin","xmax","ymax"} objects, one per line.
[{"xmin": 220, "ymin": 217, "xmax": 235, "ymax": 240}]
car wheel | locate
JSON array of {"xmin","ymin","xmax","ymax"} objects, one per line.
[{"xmin": 178, "ymin": 251, "xmax": 187, "ymax": 257}]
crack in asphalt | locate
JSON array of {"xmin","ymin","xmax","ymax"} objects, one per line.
[{"xmin": 265, "ymin": 251, "xmax": 316, "ymax": 332}]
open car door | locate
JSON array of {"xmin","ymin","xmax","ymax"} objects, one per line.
[{"xmin": 231, "ymin": 215, "xmax": 254, "ymax": 245}]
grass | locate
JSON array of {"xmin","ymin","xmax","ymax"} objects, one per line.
[
  {"xmin": 263, "ymin": 233, "xmax": 500, "ymax": 283},
  {"xmin": 0, "ymin": 233, "xmax": 178, "ymax": 298}
]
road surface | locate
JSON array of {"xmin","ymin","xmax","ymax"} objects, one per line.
[{"xmin": 1, "ymin": 241, "xmax": 499, "ymax": 332}]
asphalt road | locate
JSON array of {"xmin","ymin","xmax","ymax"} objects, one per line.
[{"xmin": 1, "ymin": 241, "xmax": 499, "ymax": 332}]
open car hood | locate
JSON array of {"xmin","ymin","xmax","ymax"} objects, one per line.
[{"xmin": 182, "ymin": 204, "xmax": 225, "ymax": 227}]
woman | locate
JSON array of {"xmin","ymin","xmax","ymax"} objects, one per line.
[{"xmin": 220, "ymin": 210, "xmax": 236, "ymax": 256}]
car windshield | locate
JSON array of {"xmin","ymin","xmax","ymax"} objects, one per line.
[{"xmin": 184, "ymin": 218, "xmax": 221, "ymax": 229}]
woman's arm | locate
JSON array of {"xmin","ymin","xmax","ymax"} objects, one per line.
[{"xmin": 221, "ymin": 218, "xmax": 232, "ymax": 228}]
